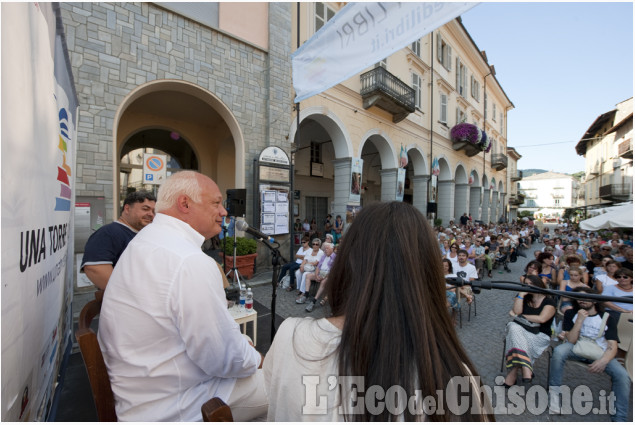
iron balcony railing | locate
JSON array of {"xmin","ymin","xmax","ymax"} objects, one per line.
[
  {"xmin": 599, "ymin": 183, "xmax": 632, "ymax": 199},
  {"xmin": 360, "ymin": 67, "xmax": 415, "ymax": 112}
]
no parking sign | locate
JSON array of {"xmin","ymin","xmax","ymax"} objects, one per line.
[{"xmin": 143, "ymin": 153, "xmax": 167, "ymax": 185}]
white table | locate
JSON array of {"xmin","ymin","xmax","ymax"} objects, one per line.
[{"xmin": 228, "ymin": 305, "xmax": 258, "ymax": 346}]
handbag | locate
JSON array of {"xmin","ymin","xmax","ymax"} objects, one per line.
[
  {"xmin": 513, "ymin": 315, "xmax": 540, "ymax": 334},
  {"xmin": 571, "ymin": 313, "xmax": 609, "ymax": 361},
  {"xmin": 303, "ymin": 264, "xmax": 315, "ymax": 272}
]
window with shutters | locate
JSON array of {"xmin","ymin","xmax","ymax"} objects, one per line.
[
  {"xmin": 411, "ymin": 39, "xmax": 421, "ymax": 57},
  {"xmin": 500, "ymin": 113, "xmax": 503, "ymax": 133},
  {"xmin": 456, "ymin": 59, "xmax": 467, "ymax": 97},
  {"xmin": 471, "ymin": 75, "xmax": 480, "ymax": 101},
  {"xmin": 311, "ymin": 142, "xmax": 322, "ymax": 163},
  {"xmin": 315, "ymin": 2, "xmax": 335, "ymax": 32},
  {"xmin": 493, "ymin": 104, "xmax": 497, "ymax": 121},
  {"xmin": 484, "ymin": 92, "xmax": 488, "ymax": 121},
  {"xmin": 412, "ymin": 73, "xmax": 422, "ymax": 109},
  {"xmin": 436, "ymin": 32, "xmax": 452, "ymax": 71},
  {"xmin": 456, "ymin": 107, "xmax": 466, "ymax": 125},
  {"xmin": 440, "ymin": 94, "xmax": 447, "ymax": 125}
]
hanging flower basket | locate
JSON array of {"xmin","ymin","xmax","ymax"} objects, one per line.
[{"xmin": 450, "ymin": 123, "xmax": 491, "ymax": 155}]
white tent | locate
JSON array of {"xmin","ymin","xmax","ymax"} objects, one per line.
[{"xmin": 579, "ymin": 203, "xmax": 633, "ymax": 231}]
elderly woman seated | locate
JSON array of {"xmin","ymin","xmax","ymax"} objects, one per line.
[
  {"xmin": 294, "ymin": 238, "xmax": 324, "ymax": 300},
  {"xmin": 299, "ymin": 242, "xmax": 336, "ymax": 312}
]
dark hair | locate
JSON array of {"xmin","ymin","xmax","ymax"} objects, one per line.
[
  {"xmin": 525, "ymin": 260, "xmax": 542, "ymax": 274},
  {"xmin": 442, "ymin": 258, "xmax": 454, "ymax": 274},
  {"xmin": 537, "ymin": 252, "xmax": 553, "ymax": 263},
  {"xmin": 571, "ymin": 286, "xmax": 604, "ymax": 314},
  {"xmin": 522, "ymin": 274, "xmax": 549, "ymax": 307},
  {"xmin": 326, "ymin": 202, "xmax": 490, "ymax": 421},
  {"xmin": 591, "ymin": 252, "xmax": 604, "ymax": 261},
  {"xmin": 616, "ymin": 268, "xmax": 633, "ymax": 280},
  {"xmin": 122, "ymin": 190, "xmax": 156, "ymax": 209}
]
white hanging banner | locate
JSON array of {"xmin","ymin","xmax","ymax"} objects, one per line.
[{"xmin": 292, "ymin": 2, "xmax": 478, "ymax": 102}]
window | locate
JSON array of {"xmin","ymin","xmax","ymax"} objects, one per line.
[
  {"xmin": 456, "ymin": 58, "xmax": 467, "ymax": 97},
  {"xmin": 375, "ymin": 58, "xmax": 387, "ymax": 69},
  {"xmin": 456, "ymin": 107, "xmax": 466, "ymax": 125},
  {"xmin": 500, "ymin": 113, "xmax": 503, "ymax": 133},
  {"xmin": 411, "ymin": 39, "xmax": 421, "ymax": 57},
  {"xmin": 440, "ymin": 93, "xmax": 447, "ymax": 125},
  {"xmin": 436, "ymin": 32, "xmax": 452, "ymax": 71},
  {"xmin": 310, "ymin": 141, "xmax": 322, "ymax": 163},
  {"xmin": 493, "ymin": 104, "xmax": 497, "ymax": 121},
  {"xmin": 471, "ymin": 75, "xmax": 480, "ymax": 101},
  {"xmin": 315, "ymin": 2, "xmax": 335, "ymax": 32},
  {"xmin": 412, "ymin": 73, "xmax": 422, "ymax": 109},
  {"xmin": 484, "ymin": 92, "xmax": 488, "ymax": 121},
  {"xmin": 555, "ymin": 199, "xmax": 560, "ymax": 207}
]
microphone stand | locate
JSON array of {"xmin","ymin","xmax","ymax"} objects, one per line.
[
  {"xmin": 253, "ymin": 237, "xmax": 287, "ymax": 342},
  {"xmin": 446, "ymin": 277, "xmax": 633, "ymax": 304}
]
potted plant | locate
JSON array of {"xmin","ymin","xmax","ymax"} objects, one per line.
[
  {"xmin": 223, "ymin": 237, "xmax": 258, "ymax": 279},
  {"xmin": 450, "ymin": 122, "xmax": 491, "ymax": 157}
]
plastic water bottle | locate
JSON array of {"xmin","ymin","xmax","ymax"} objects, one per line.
[
  {"xmin": 239, "ymin": 286, "xmax": 246, "ymax": 310},
  {"xmin": 246, "ymin": 288, "xmax": 253, "ymax": 313}
]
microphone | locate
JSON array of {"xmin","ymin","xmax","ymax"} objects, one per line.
[{"xmin": 235, "ymin": 220, "xmax": 275, "ymax": 244}]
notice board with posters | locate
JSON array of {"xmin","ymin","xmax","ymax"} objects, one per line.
[{"xmin": 254, "ymin": 147, "xmax": 291, "ymax": 236}]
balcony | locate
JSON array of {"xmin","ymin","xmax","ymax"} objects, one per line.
[
  {"xmin": 618, "ymin": 138, "xmax": 633, "ymax": 159},
  {"xmin": 491, "ymin": 153, "xmax": 508, "ymax": 171},
  {"xmin": 599, "ymin": 183, "xmax": 632, "ymax": 201},
  {"xmin": 360, "ymin": 67, "xmax": 415, "ymax": 123},
  {"xmin": 551, "ymin": 193, "xmax": 564, "ymax": 199},
  {"xmin": 510, "ymin": 170, "xmax": 523, "ymax": 181},
  {"xmin": 509, "ymin": 193, "xmax": 525, "ymax": 205}
]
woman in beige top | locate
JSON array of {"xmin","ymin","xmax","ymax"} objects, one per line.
[{"xmin": 263, "ymin": 202, "xmax": 492, "ymax": 421}]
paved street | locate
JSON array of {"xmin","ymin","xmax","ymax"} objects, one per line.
[{"xmin": 243, "ymin": 236, "xmax": 632, "ymax": 422}]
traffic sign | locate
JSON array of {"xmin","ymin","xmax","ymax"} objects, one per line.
[{"xmin": 143, "ymin": 154, "xmax": 167, "ymax": 184}]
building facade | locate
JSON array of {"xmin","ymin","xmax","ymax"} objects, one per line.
[
  {"xmin": 291, "ymin": 3, "xmax": 514, "ymax": 229},
  {"xmin": 61, "ymin": 2, "xmax": 516, "ymax": 284},
  {"xmin": 518, "ymin": 171, "xmax": 581, "ymax": 218},
  {"xmin": 507, "ymin": 147, "xmax": 523, "ymax": 221},
  {"xmin": 576, "ymin": 97, "xmax": 633, "ymax": 208}
]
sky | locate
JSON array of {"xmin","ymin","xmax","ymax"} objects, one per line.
[{"xmin": 460, "ymin": 1, "xmax": 633, "ymax": 174}]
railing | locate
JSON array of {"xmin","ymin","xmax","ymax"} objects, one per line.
[
  {"xmin": 511, "ymin": 170, "xmax": 523, "ymax": 181},
  {"xmin": 491, "ymin": 153, "xmax": 508, "ymax": 170},
  {"xmin": 618, "ymin": 138, "xmax": 633, "ymax": 158},
  {"xmin": 360, "ymin": 67, "xmax": 415, "ymax": 112},
  {"xmin": 599, "ymin": 183, "xmax": 632, "ymax": 199}
]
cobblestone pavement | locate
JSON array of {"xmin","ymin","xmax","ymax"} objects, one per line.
[{"xmin": 243, "ymin": 238, "xmax": 632, "ymax": 422}]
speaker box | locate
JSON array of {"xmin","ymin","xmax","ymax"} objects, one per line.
[
  {"xmin": 427, "ymin": 202, "xmax": 437, "ymax": 214},
  {"xmin": 226, "ymin": 189, "xmax": 246, "ymax": 217}
]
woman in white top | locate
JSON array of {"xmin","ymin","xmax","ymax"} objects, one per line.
[
  {"xmin": 446, "ymin": 242, "xmax": 460, "ymax": 270},
  {"xmin": 294, "ymin": 238, "xmax": 323, "ymax": 298},
  {"xmin": 594, "ymin": 259, "xmax": 620, "ymax": 293},
  {"xmin": 264, "ymin": 202, "xmax": 491, "ymax": 421}
]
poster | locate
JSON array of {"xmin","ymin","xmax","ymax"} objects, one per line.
[
  {"xmin": 349, "ymin": 157, "xmax": 363, "ymax": 203},
  {"xmin": 259, "ymin": 187, "xmax": 291, "ymax": 235},
  {"xmin": 430, "ymin": 175, "xmax": 438, "ymax": 203},
  {"xmin": 396, "ymin": 168, "xmax": 406, "ymax": 202}
]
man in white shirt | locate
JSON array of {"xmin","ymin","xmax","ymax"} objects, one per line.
[
  {"xmin": 455, "ymin": 249, "xmax": 479, "ymax": 282},
  {"xmin": 98, "ymin": 171, "xmax": 267, "ymax": 421}
]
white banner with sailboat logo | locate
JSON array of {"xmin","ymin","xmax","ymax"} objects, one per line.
[{"xmin": 292, "ymin": 2, "xmax": 478, "ymax": 102}]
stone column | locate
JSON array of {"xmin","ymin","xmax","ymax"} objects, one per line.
[
  {"xmin": 454, "ymin": 183, "xmax": 469, "ymax": 220},
  {"xmin": 499, "ymin": 192, "xmax": 506, "ymax": 222},
  {"xmin": 411, "ymin": 175, "xmax": 429, "ymax": 216},
  {"xmin": 333, "ymin": 158, "xmax": 353, "ymax": 229},
  {"xmin": 491, "ymin": 191, "xmax": 499, "ymax": 223},
  {"xmin": 482, "ymin": 188, "xmax": 490, "ymax": 224},
  {"xmin": 380, "ymin": 168, "xmax": 399, "ymax": 202},
  {"xmin": 437, "ymin": 179, "xmax": 455, "ymax": 226},
  {"xmin": 469, "ymin": 186, "xmax": 481, "ymax": 221}
]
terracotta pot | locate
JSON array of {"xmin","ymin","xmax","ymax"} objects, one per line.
[{"xmin": 223, "ymin": 253, "xmax": 257, "ymax": 280}]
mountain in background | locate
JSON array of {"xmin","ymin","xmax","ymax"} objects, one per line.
[
  {"xmin": 520, "ymin": 169, "xmax": 585, "ymax": 179},
  {"xmin": 520, "ymin": 169, "xmax": 548, "ymax": 177}
]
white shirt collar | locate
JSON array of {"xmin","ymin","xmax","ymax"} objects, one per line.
[{"xmin": 152, "ymin": 213, "xmax": 205, "ymax": 247}]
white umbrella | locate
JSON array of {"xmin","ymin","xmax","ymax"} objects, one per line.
[{"xmin": 579, "ymin": 203, "xmax": 633, "ymax": 231}]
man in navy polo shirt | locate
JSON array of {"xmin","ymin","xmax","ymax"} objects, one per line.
[{"xmin": 81, "ymin": 191, "xmax": 156, "ymax": 289}]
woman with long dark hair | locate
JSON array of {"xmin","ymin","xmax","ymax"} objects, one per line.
[{"xmin": 263, "ymin": 202, "xmax": 492, "ymax": 421}]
